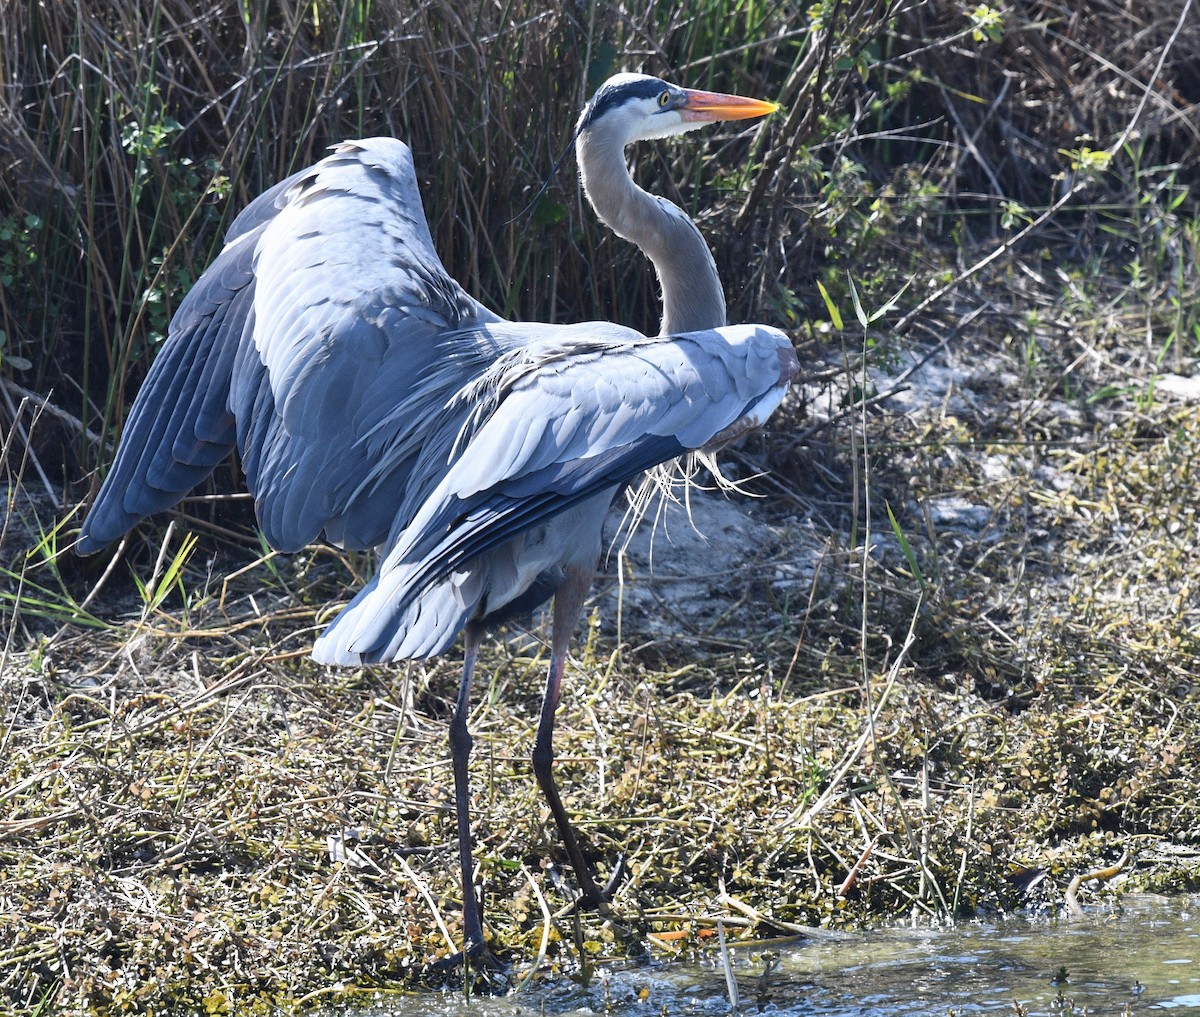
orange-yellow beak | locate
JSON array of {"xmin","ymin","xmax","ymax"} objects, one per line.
[{"xmin": 678, "ymin": 88, "xmax": 780, "ymax": 124}]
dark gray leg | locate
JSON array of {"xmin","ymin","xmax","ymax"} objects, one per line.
[
  {"xmin": 449, "ymin": 622, "xmax": 488, "ymax": 956},
  {"xmin": 531, "ymin": 565, "xmax": 625, "ymax": 908}
]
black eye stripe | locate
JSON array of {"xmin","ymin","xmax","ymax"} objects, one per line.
[{"xmin": 580, "ymin": 77, "xmax": 671, "ymax": 130}]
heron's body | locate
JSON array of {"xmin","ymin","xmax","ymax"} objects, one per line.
[{"xmin": 78, "ymin": 75, "xmax": 794, "ymax": 967}]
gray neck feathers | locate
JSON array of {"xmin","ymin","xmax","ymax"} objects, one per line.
[{"xmin": 577, "ymin": 126, "xmax": 726, "ymax": 336}]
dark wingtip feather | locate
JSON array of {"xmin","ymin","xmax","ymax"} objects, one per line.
[{"xmin": 76, "ymin": 507, "xmax": 137, "ymax": 555}]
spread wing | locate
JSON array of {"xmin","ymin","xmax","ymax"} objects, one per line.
[
  {"xmin": 78, "ymin": 138, "xmax": 497, "ymax": 555},
  {"xmin": 312, "ymin": 322, "xmax": 794, "ymax": 663}
]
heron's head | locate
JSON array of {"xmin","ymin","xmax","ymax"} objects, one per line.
[{"xmin": 577, "ymin": 72, "xmax": 779, "ymax": 147}]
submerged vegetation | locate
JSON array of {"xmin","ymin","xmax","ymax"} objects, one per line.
[{"xmin": 2, "ymin": 0, "xmax": 1199, "ymax": 1011}]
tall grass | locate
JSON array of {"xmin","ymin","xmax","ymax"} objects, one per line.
[
  {"xmin": 1, "ymin": 0, "xmax": 1197, "ymax": 506},
  {"xmin": 0, "ymin": 0, "xmax": 874, "ymax": 488}
]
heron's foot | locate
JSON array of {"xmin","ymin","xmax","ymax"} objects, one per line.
[
  {"xmin": 567, "ymin": 852, "xmax": 629, "ymax": 915},
  {"xmin": 432, "ymin": 937, "xmax": 511, "ymax": 981}
]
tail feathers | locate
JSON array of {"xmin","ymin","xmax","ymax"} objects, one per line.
[{"xmin": 312, "ymin": 567, "xmax": 471, "ymax": 665}]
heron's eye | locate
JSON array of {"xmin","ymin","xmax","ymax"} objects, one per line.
[{"xmin": 657, "ymin": 90, "xmax": 671, "ymax": 108}]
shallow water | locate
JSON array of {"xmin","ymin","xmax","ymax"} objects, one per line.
[{"xmin": 331, "ymin": 895, "xmax": 1199, "ymax": 1017}]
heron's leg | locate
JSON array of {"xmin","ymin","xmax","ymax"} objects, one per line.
[
  {"xmin": 450, "ymin": 621, "xmax": 488, "ymax": 957},
  {"xmin": 532, "ymin": 564, "xmax": 624, "ymax": 910}
]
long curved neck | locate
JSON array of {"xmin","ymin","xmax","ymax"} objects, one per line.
[{"xmin": 577, "ymin": 127, "xmax": 726, "ymax": 336}]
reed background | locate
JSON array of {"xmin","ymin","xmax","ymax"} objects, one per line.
[{"xmin": 3, "ymin": 0, "xmax": 1191, "ymax": 487}]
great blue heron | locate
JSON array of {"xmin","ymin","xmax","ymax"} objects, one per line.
[{"xmin": 78, "ymin": 72, "xmax": 797, "ymax": 965}]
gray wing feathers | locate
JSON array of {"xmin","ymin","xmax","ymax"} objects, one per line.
[
  {"xmin": 439, "ymin": 326, "xmax": 774, "ymax": 502},
  {"xmin": 312, "ymin": 324, "xmax": 792, "ymax": 664},
  {"xmin": 220, "ymin": 162, "xmax": 315, "ymax": 245},
  {"xmin": 76, "ymin": 238, "xmax": 258, "ymax": 553},
  {"xmin": 235, "ymin": 140, "xmax": 496, "ymax": 550},
  {"xmin": 80, "ymin": 138, "xmax": 495, "ymax": 555}
]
